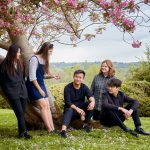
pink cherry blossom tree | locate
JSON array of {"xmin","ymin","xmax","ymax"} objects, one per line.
[
  {"xmin": 0, "ymin": 0, "xmax": 150, "ymax": 128},
  {"xmin": 0, "ymin": 0, "xmax": 150, "ymax": 56}
]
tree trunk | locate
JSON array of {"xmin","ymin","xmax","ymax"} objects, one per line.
[
  {"xmin": 0, "ymin": 29, "xmax": 58, "ymax": 130},
  {"xmin": 8, "ymin": 30, "xmax": 34, "ymax": 74},
  {"xmin": 0, "ymin": 28, "xmax": 100, "ymax": 130},
  {"xmin": 0, "ymin": 56, "xmax": 4, "ymax": 64}
]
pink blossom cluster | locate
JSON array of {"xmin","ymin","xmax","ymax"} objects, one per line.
[
  {"xmin": 0, "ymin": 0, "xmax": 148, "ymax": 48},
  {"xmin": 144, "ymin": 0, "xmax": 150, "ymax": 4},
  {"xmin": 67, "ymin": 0, "xmax": 78, "ymax": 8},
  {"xmin": 0, "ymin": 0, "xmax": 33, "ymax": 36},
  {"xmin": 98, "ymin": 0, "xmax": 141, "ymax": 47},
  {"xmin": 122, "ymin": 18, "xmax": 135, "ymax": 32},
  {"xmin": 132, "ymin": 40, "xmax": 141, "ymax": 48},
  {"xmin": 99, "ymin": 0, "xmax": 137, "ymax": 32},
  {"xmin": 52, "ymin": 0, "xmax": 88, "ymax": 12}
]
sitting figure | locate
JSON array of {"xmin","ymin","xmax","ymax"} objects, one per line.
[
  {"xmin": 60, "ymin": 70, "xmax": 95, "ymax": 138},
  {"xmin": 100, "ymin": 78, "xmax": 150, "ymax": 136}
]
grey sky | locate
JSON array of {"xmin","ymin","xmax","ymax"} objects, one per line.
[
  {"xmin": 51, "ymin": 24, "xmax": 150, "ymax": 63},
  {"xmin": 49, "ymin": 3, "xmax": 150, "ymax": 63},
  {"xmin": 0, "ymin": 24, "xmax": 149, "ymax": 63}
]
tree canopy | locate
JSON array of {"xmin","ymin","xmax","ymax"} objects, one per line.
[{"xmin": 0, "ymin": 0, "xmax": 150, "ymax": 52}]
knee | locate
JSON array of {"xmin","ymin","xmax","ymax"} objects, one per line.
[
  {"xmin": 132, "ymin": 108, "xmax": 138, "ymax": 114},
  {"xmin": 38, "ymin": 102, "xmax": 47, "ymax": 110},
  {"xmin": 66, "ymin": 108, "xmax": 74, "ymax": 113},
  {"xmin": 106, "ymin": 110, "xmax": 115, "ymax": 114},
  {"xmin": 46, "ymin": 105, "xmax": 51, "ymax": 111},
  {"xmin": 64, "ymin": 108, "xmax": 74, "ymax": 116},
  {"xmin": 105, "ymin": 110, "xmax": 120, "ymax": 118},
  {"xmin": 45, "ymin": 99, "xmax": 51, "ymax": 110}
]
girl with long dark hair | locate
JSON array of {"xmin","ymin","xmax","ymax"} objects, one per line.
[
  {"xmin": 26, "ymin": 42, "xmax": 60, "ymax": 133},
  {"xmin": 0, "ymin": 44, "xmax": 32, "ymax": 139}
]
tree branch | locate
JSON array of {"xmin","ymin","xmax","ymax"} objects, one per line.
[
  {"xmin": 28, "ymin": 12, "xmax": 43, "ymax": 41},
  {"xmin": 60, "ymin": 6, "xmax": 80, "ymax": 38},
  {"xmin": 0, "ymin": 41, "xmax": 9, "ymax": 50}
]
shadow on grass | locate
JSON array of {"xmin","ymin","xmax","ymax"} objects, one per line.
[{"xmin": 0, "ymin": 127, "xmax": 18, "ymax": 139}]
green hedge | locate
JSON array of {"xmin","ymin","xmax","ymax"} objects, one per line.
[
  {"xmin": 50, "ymin": 83, "xmax": 66, "ymax": 114},
  {"xmin": 121, "ymin": 81, "xmax": 150, "ymax": 117},
  {"xmin": 0, "ymin": 97, "xmax": 10, "ymax": 109},
  {"xmin": 0, "ymin": 81, "xmax": 150, "ymax": 117}
]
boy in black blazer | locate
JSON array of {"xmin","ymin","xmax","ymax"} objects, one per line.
[{"xmin": 101, "ymin": 78, "xmax": 150, "ymax": 136}]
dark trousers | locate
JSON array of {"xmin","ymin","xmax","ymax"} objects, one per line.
[
  {"xmin": 63, "ymin": 102, "xmax": 94, "ymax": 126},
  {"xmin": 93, "ymin": 109, "xmax": 101, "ymax": 120},
  {"xmin": 8, "ymin": 97, "xmax": 27, "ymax": 134},
  {"xmin": 100, "ymin": 104, "xmax": 141, "ymax": 131}
]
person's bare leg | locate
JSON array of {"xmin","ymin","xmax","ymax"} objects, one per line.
[
  {"xmin": 60, "ymin": 125, "xmax": 67, "ymax": 138},
  {"xmin": 45, "ymin": 98, "xmax": 55, "ymax": 131},
  {"xmin": 34, "ymin": 99, "xmax": 53, "ymax": 132},
  {"xmin": 61, "ymin": 125, "xmax": 67, "ymax": 131},
  {"xmin": 49, "ymin": 110, "xmax": 55, "ymax": 131}
]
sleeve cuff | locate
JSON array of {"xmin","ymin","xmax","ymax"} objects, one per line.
[
  {"xmin": 130, "ymin": 107, "xmax": 136, "ymax": 111},
  {"xmin": 67, "ymin": 103, "xmax": 73, "ymax": 107},
  {"xmin": 29, "ymin": 77, "xmax": 37, "ymax": 81},
  {"xmin": 115, "ymin": 106, "xmax": 119, "ymax": 110}
]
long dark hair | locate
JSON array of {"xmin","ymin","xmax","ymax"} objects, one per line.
[
  {"xmin": 35, "ymin": 42, "xmax": 53, "ymax": 74},
  {"xmin": 1, "ymin": 44, "xmax": 23, "ymax": 76}
]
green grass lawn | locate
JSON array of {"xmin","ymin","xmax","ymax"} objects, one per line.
[{"xmin": 0, "ymin": 109, "xmax": 150, "ymax": 150}]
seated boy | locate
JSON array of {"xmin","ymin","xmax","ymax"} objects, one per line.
[
  {"xmin": 101, "ymin": 78, "xmax": 150, "ymax": 136},
  {"xmin": 60, "ymin": 70, "xmax": 95, "ymax": 138}
]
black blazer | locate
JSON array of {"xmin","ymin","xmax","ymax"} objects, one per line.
[
  {"xmin": 102, "ymin": 91, "xmax": 139, "ymax": 112},
  {"xmin": 0, "ymin": 64, "xmax": 28, "ymax": 100}
]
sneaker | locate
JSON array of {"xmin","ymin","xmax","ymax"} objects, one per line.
[
  {"xmin": 128, "ymin": 129, "xmax": 138, "ymax": 137},
  {"xmin": 135, "ymin": 128, "xmax": 150, "ymax": 135},
  {"xmin": 18, "ymin": 133, "xmax": 24, "ymax": 139},
  {"xmin": 82, "ymin": 125, "xmax": 91, "ymax": 133},
  {"xmin": 60, "ymin": 130, "xmax": 67, "ymax": 138}
]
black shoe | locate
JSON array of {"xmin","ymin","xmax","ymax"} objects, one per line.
[
  {"xmin": 50, "ymin": 130, "xmax": 60, "ymax": 135},
  {"xmin": 60, "ymin": 130, "xmax": 67, "ymax": 138},
  {"xmin": 24, "ymin": 132, "xmax": 32, "ymax": 139},
  {"xmin": 126, "ymin": 129, "xmax": 138, "ymax": 137},
  {"xmin": 135, "ymin": 128, "xmax": 150, "ymax": 135},
  {"xmin": 82, "ymin": 125, "xmax": 91, "ymax": 133},
  {"xmin": 18, "ymin": 133, "xmax": 24, "ymax": 139},
  {"xmin": 18, "ymin": 131, "xmax": 32, "ymax": 139}
]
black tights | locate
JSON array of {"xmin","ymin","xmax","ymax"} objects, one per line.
[{"xmin": 9, "ymin": 97, "xmax": 27, "ymax": 134}]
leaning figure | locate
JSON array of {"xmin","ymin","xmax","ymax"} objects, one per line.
[{"xmin": 0, "ymin": 44, "xmax": 32, "ymax": 139}]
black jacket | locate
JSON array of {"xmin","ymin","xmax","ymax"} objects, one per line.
[
  {"xmin": 102, "ymin": 91, "xmax": 139, "ymax": 112},
  {"xmin": 64, "ymin": 82, "xmax": 93, "ymax": 108},
  {"xmin": 0, "ymin": 64, "xmax": 28, "ymax": 100}
]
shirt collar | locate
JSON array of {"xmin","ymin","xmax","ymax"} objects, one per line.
[
  {"xmin": 99, "ymin": 73, "xmax": 109, "ymax": 78},
  {"xmin": 109, "ymin": 92, "xmax": 120, "ymax": 98}
]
